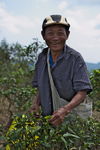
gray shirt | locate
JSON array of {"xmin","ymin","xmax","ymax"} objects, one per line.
[{"xmin": 32, "ymin": 45, "xmax": 92, "ymax": 116}]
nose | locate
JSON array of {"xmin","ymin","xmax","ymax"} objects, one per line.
[{"xmin": 52, "ymin": 33, "xmax": 59, "ymax": 40}]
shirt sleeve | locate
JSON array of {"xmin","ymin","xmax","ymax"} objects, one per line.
[
  {"xmin": 73, "ymin": 55, "xmax": 92, "ymax": 94},
  {"xmin": 32, "ymin": 61, "xmax": 38, "ymax": 88}
]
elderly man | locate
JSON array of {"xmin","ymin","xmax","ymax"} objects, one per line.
[{"xmin": 31, "ymin": 15, "xmax": 92, "ymax": 126}]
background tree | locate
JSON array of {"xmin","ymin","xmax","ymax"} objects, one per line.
[
  {"xmin": 90, "ymin": 69, "xmax": 100, "ymax": 111},
  {"xmin": 0, "ymin": 38, "xmax": 45, "ymax": 127}
]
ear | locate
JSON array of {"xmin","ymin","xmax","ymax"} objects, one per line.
[
  {"xmin": 41, "ymin": 30, "xmax": 45, "ymax": 40},
  {"xmin": 66, "ymin": 30, "xmax": 70, "ymax": 40}
]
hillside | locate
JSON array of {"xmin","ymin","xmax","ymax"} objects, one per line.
[{"xmin": 86, "ymin": 62, "xmax": 100, "ymax": 72}]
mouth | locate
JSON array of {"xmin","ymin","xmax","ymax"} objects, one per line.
[{"xmin": 51, "ymin": 42, "xmax": 60, "ymax": 46}]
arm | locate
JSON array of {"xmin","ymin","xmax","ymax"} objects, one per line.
[
  {"xmin": 30, "ymin": 91, "xmax": 41, "ymax": 114},
  {"xmin": 31, "ymin": 58, "xmax": 41, "ymax": 114},
  {"xmin": 49, "ymin": 91, "xmax": 87, "ymax": 126},
  {"xmin": 50, "ymin": 55, "xmax": 92, "ymax": 126}
]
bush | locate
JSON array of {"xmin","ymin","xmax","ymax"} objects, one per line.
[
  {"xmin": 5, "ymin": 114, "xmax": 100, "ymax": 150},
  {"xmin": 90, "ymin": 69, "xmax": 100, "ymax": 111}
]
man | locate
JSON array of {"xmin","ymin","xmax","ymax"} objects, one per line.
[{"xmin": 31, "ymin": 15, "xmax": 92, "ymax": 126}]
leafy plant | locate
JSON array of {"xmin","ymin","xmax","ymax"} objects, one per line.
[
  {"xmin": 0, "ymin": 39, "xmax": 100, "ymax": 150},
  {"xmin": 90, "ymin": 69, "xmax": 100, "ymax": 111},
  {"xmin": 5, "ymin": 114, "xmax": 100, "ymax": 150}
]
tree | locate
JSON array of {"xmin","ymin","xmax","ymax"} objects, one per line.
[{"xmin": 0, "ymin": 39, "xmax": 11, "ymax": 63}]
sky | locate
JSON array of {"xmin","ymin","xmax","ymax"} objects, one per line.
[{"xmin": 0, "ymin": 0, "xmax": 100, "ymax": 63}]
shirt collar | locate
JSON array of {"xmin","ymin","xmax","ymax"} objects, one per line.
[{"xmin": 49, "ymin": 44, "xmax": 66, "ymax": 67}]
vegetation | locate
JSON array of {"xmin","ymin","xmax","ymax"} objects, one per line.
[
  {"xmin": 0, "ymin": 39, "xmax": 100, "ymax": 150},
  {"xmin": 5, "ymin": 114, "xmax": 100, "ymax": 150},
  {"xmin": 90, "ymin": 69, "xmax": 100, "ymax": 111}
]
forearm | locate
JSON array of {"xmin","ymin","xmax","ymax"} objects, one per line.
[
  {"xmin": 32, "ymin": 91, "xmax": 41, "ymax": 106},
  {"xmin": 36, "ymin": 93, "xmax": 41, "ymax": 106},
  {"xmin": 49, "ymin": 91, "xmax": 87, "ymax": 126},
  {"xmin": 63, "ymin": 91, "xmax": 87, "ymax": 114},
  {"xmin": 30, "ymin": 91, "xmax": 41, "ymax": 113}
]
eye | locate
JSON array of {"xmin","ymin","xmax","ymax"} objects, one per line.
[
  {"xmin": 57, "ymin": 32, "xmax": 65, "ymax": 36},
  {"xmin": 46, "ymin": 31, "xmax": 54, "ymax": 36}
]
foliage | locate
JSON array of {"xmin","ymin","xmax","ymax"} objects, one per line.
[
  {"xmin": 0, "ymin": 39, "xmax": 44, "ymax": 113},
  {"xmin": 0, "ymin": 39, "xmax": 10, "ymax": 62},
  {"xmin": 5, "ymin": 114, "xmax": 100, "ymax": 150},
  {"xmin": 0, "ymin": 66, "xmax": 37, "ymax": 113},
  {"xmin": 24, "ymin": 38, "xmax": 45, "ymax": 65},
  {"xmin": 90, "ymin": 69, "xmax": 100, "ymax": 111},
  {"xmin": 0, "ymin": 39, "xmax": 100, "ymax": 150},
  {"xmin": 0, "ymin": 38, "xmax": 45, "ymax": 71}
]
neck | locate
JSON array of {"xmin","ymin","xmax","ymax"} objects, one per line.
[{"xmin": 51, "ymin": 51, "xmax": 62, "ymax": 62}]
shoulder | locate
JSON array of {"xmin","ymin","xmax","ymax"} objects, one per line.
[
  {"xmin": 38, "ymin": 47, "xmax": 48, "ymax": 58},
  {"xmin": 37, "ymin": 47, "xmax": 48, "ymax": 62},
  {"xmin": 65, "ymin": 45, "xmax": 81, "ymax": 57},
  {"xmin": 65, "ymin": 45, "xmax": 85, "ymax": 63},
  {"xmin": 34, "ymin": 47, "xmax": 48, "ymax": 69}
]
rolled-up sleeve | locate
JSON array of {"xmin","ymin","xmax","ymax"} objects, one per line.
[{"xmin": 73, "ymin": 56, "xmax": 92, "ymax": 93}]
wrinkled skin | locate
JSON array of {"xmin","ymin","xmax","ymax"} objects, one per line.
[{"xmin": 42, "ymin": 24, "xmax": 70, "ymax": 62}]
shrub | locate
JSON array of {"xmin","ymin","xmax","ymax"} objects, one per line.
[
  {"xmin": 90, "ymin": 69, "xmax": 100, "ymax": 111},
  {"xmin": 5, "ymin": 114, "xmax": 100, "ymax": 150}
]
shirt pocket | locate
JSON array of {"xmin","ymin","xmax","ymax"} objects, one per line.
[{"xmin": 53, "ymin": 73, "xmax": 75, "ymax": 101}]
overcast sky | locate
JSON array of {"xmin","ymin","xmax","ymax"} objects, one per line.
[{"xmin": 0, "ymin": 0, "xmax": 100, "ymax": 63}]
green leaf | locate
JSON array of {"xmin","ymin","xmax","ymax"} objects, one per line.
[
  {"xmin": 61, "ymin": 136, "xmax": 68, "ymax": 149},
  {"xmin": 63, "ymin": 133, "xmax": 80, "ymax": 139}
]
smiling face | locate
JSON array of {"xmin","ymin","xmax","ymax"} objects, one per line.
[{"xmin": 42, "ymin": 24, "xmax": 70, "ymax": 53}]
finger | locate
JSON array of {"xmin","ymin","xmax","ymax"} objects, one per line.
[
  {"xmin": 53, "ymin": 110, "xmax": 58, "ymax": 115},
  {"xmin": 49, "ymin": 114, "xmax": 58, "ymax": 122},
  {"xmin": 50, "ymin": 118, "xmax": 62, "ymax": 126},
  {"xmin": 49, "ymin": 116, "xmax": 61, "ymax": 126}
]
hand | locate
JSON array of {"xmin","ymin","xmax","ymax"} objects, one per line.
[
  {"xmin": 29, "ymin": 103, "xmax": 40, "ymax": 115},
  {"xmin": 49, "ymin": 107, "xmax": 70, "ymax": 126}
]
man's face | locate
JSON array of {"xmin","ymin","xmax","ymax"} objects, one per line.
[{"xmin": 42, "ymin": 25, "xmax": 69, "ymax": 52}]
